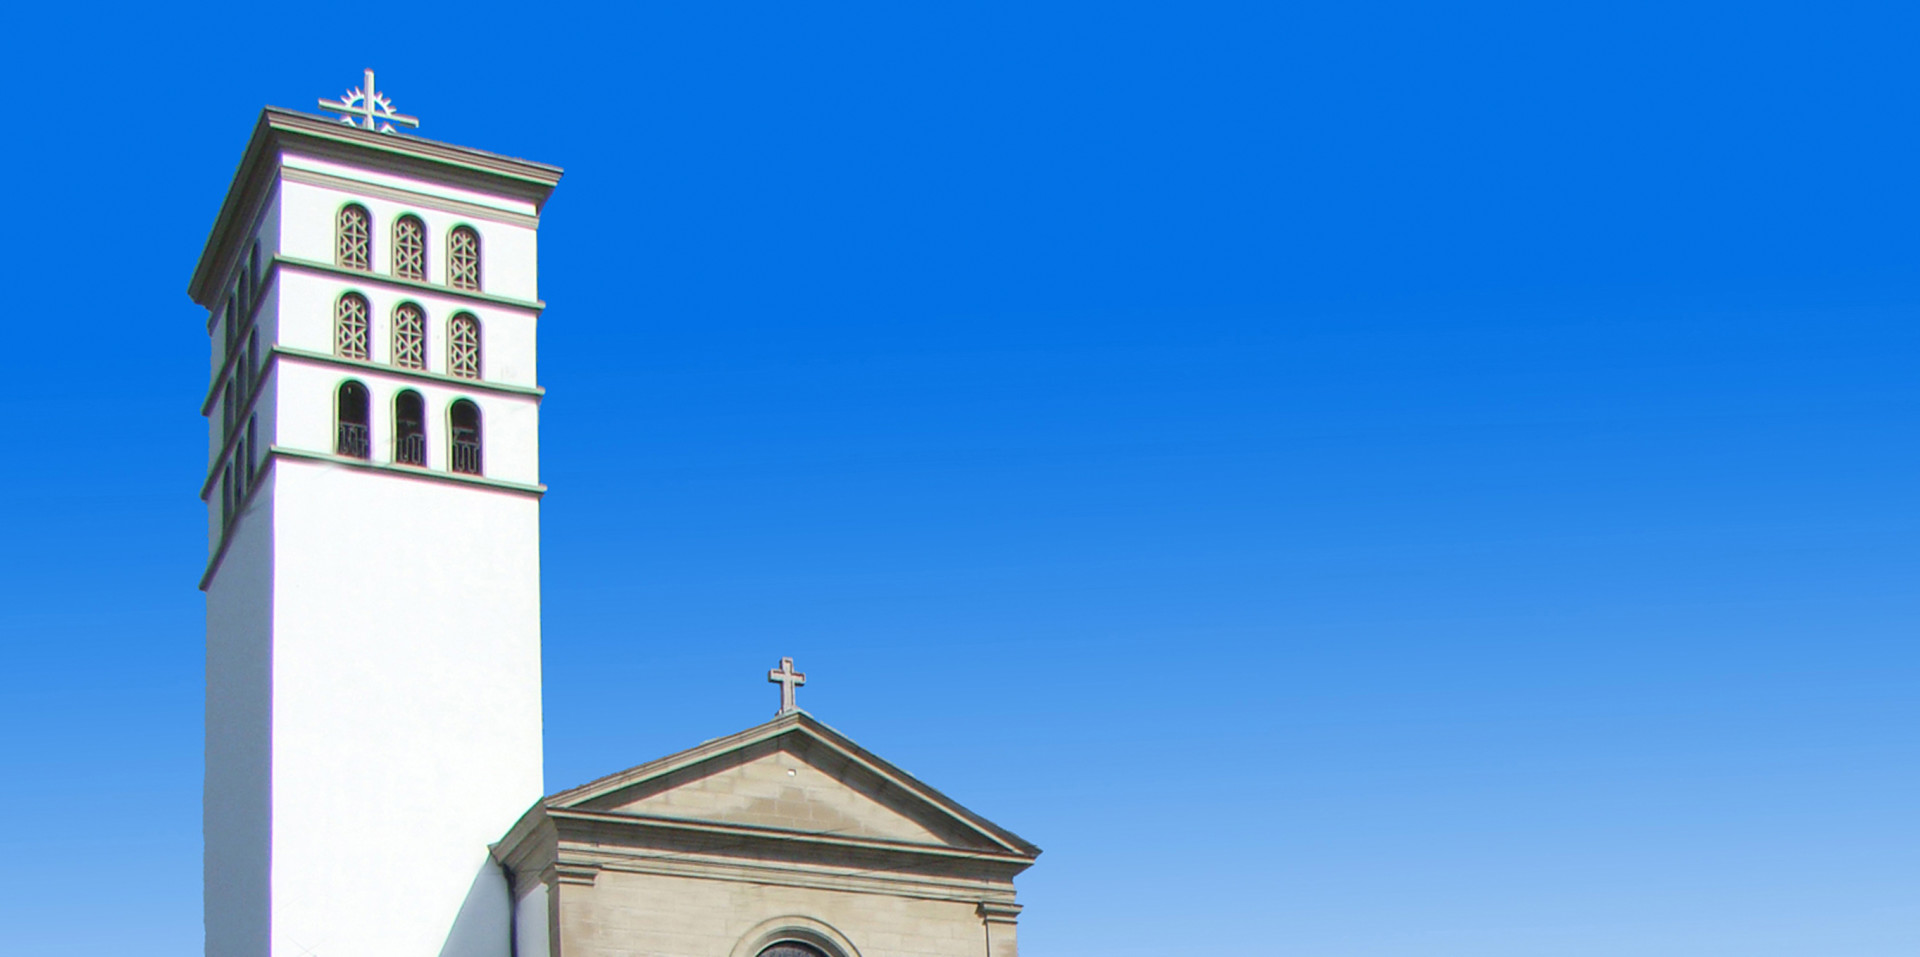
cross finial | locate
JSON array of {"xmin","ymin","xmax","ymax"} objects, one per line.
[
  {"xmin": 318, "ymin": 69, "xmax": 421, "ymax": 134},
  {"xmin": 767, "ymin": 657, "xmax": 806, "ymax": 715}
]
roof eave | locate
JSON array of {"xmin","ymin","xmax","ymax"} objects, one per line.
[
  {"xmin": 543, "ymin": 710, "xmax": 1041, "ymax": 861},
  {"xmin": 186, "ymin": 107, "xmax": 563, "ymax": 307}
]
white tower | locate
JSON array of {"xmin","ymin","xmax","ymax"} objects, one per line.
[{"xmin": 190, "ymin": 93, "xmax": 561, "ymax": 957}]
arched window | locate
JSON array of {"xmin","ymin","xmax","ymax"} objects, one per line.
[
  {"xmin": 448, "ymin": 313, "xmax": 481, "ymax": 379},
  {"xmin": 448, "ymin": 225, "xmax": 481, "ymax": 291},
  {"xmin": 449, "ymin": 399, "xmax": 482, "ymax": 475},
  {"xmin": 335, "ymin": 293, "xmax": 370, "ymax": 359},
  {"xmin": 336, "ymin": 204, "xmax": 371, "ymax": 270},
  {"xmin": 394, "ymin": 390, "xmax": 426, "ymax": 466},
  {"xmin": 393, "ymin": 214, "xmax": 426, "ymax": 280},
  {"xmin": 392, "ymin": 302, "xmax": 426, "ymax": 370},
  {"xmin": 336, "ymin": 381, "xmax": 371, "ymax": 459},
  {"xmin": 758, "ymin": 944, "xmax": 829, "ymax": 957}
]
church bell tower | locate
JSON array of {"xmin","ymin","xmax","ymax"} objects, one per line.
[{"xmin": 189, "ymin": 79, "xmax": 561, "ymax": 957}]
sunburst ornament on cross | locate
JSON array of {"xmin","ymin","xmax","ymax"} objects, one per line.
[{"xmin": 318, "ymin": 69, "xmax": 420, "ymax": 134}]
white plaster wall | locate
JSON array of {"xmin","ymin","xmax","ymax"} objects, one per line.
[
  {"xmin": 206, "ymin": 153, "xmax": 549, "ymax": 957},
  {"xmin": 284, "ymin": 153, "xmax": 540, "ymax": 217},
  {"xmin": 205, "ymin": 476, "xmax": 275, "ymax": 957},
  {"xmin": 209, "ymin": 189, "xmax": 282, "ymax": 375},
  {"xmin": 272, "ymin": 269, "xmax": 539, "ymax": 387},
  {"xmin": 274, "ymin": 360, "xmax": 540, "ymax": 485},
  {"xmin": 514, "ymin": 882, "xmax": 551, "ymax": 957},
  {"xmin": 278, "ymin": 167, "xmax": 542, "ymax": 302},
  {"xmin": 206, "ymin": 196, "xmax": 286, "ymax": 552},
  {"xmin": 208, "ymin": 379, "xmax": 280, "ymax": 555},
  {"xmin": 269, "ymin": 458, "xmax": 544, "ymax": 957},
  {"xmin": 208, "ymin": 285, "xmax": 283, "ymax": 479}
]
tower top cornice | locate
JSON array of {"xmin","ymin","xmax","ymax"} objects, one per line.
[{"xmin": 188, "ymin": 107, "xmax": 563, "ymax": 307}]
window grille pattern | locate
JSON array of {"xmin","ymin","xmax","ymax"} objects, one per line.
[
  {"xmin": 394, "ymin": 390, "xmax": 426, "ymax": 466},
  {"xmin": 393, "ymin": 215, "xmax": 426, "ymax": 280},
  {"xmin": 337, "ymin": 204, "xmax": 372, "ymax": 270},
  {"xmin": 449, "ymin": 226, "xmax": 481, "ymax": 291},
  {"xmin": 449, "ymin": 313, "xmax": 481, "ymax": 379},
  {"xmin": 335, "ymin": 293, "xmax": 370, "ymax": 359},
  {"xmin": 337, "ymin": 381, "xmax": 371, "ymax": 459},
  {"xmin": 450, "ymin": 399, "xmax": 482, "ymax": 475},
  {"xmin": 392, "ymin": 302, "xmax": 426, "ymax": 370}
]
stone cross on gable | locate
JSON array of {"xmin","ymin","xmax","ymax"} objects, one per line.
[
  {"xmin": 318, "ymin": 69, "xmax": 421, "ymax": 134},
  {"xmin": 767, "ymin": 657, "xmax": 806, "ymax": 715}
]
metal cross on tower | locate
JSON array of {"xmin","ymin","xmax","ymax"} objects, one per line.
[
  {"xmin": 318, "ymin": 69, "xmax": 421, "ymax": 134},
  {"xmin": 767, "ymin": 657, "xmax": 807, "ymax": 715}
]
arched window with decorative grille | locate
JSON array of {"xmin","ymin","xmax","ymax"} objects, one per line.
[
  {"xmin": 393, "ymin": 214, "xmax": 426, "ymax": 280},
  {"xmin": 335, "ymin": 293, "xmax": 370, "ymax": 360},
  {"xmin": 449, "ymin": 399, "xmax": 482, "ymax": 475},
  {"xmin": 337, "ymin": 204, "xmax": 371, "ymax": 270},
  {"xmin": 392, "ymin": 302, "xmax": 426, "ymax": 370},
  {"xmin": 448, "ymin": 225, "xmax": 481, "ymax": 291},
  {"xmin": 394, "ymin": 390, "xmax": 426, "ymax": 466},
  {"xmin": 336, "ymin": 381, "xmax": 371, "ymax": 459},
  {"xmin": 448, "ymin": 313, "xmax": 481, "ymax": 379}
]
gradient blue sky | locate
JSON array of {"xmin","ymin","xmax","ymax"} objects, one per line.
[{"xmin": 3, "ymin": 2, "xmax": 1918, "ymax": 954}]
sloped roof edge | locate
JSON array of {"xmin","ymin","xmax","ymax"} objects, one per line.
[
  {"xmin": 188, "ymin": 107, "xmax": 563, "ymax": 306},
  {"xmin": 545, "ymin": 710, "xmax": 1041, "ymax": 858}
]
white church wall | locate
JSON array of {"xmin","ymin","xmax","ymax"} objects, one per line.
[
  {"xmin": 277, "ymin": 162, "xmax": 542, "ymax": 303},
  {"xmin": 203, "ymin": 115, "xmax": 556, "ymax": 957},
  {"xmin": 268, "ymin": 458, "xmax": 543, "ymax": 957},
  {"xmin": 272, "ymin": 359, "xmax": 540, "ymax": 484},
  {"xmin": 284, "ymin": 152, "xmax": 540, "ymax": 218},
  {"xmin": 208, "ymin": 189, "xmax": 280, "ymax": 377},
  {"xmin": 204, "ymin": 475, "xmax": 274, "ymax": 957},
  {"xmin": 270, "ymin": 268, "xmax": 540, "ymax": 388},
  {"xmin": 513, "ymin": 881, "xmax": 551, "ymax": 957}
]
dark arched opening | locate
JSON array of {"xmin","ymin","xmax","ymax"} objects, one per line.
[
  {"xmin": 394, "ymin": 390, "xmax": 426, "ymax": 466},
  {"xmin": 757, "ymin": 944, "xmax": 829, "ymax": 957},
  {"xmin": 449, "ymin": 399, "xmax": 482, "ymax": 475},
  {"xmin": 336, "ymin": 381, "xmax": 371, "ymax": 458}
]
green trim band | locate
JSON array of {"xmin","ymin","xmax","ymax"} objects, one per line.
[
  {"xmin": 281, "ymin": 165, "xmax": 541, "ymax": 229},
  {"xmin": 199, "ymin": 349, "xmax": 541, "ymax": 497},
  {"xmin": 199, "ymin": 447, "xmax": 546, "ymax": 591},
  {"xmin": 276, "ymin": 255, "xmax": 545, "ymax": 312},
  {"xmin": 200, "ymin": 256, "xmax": 543, "ymax": 415},
  {"xmin": 270, "ymin": 446, "xmax": 546, "ymax": 496},
  {"xmin": 198, "ymin": 454, "xmax": 277, "ymax": 592},
  {"xmin": 274, "ymin": 346, "xmax": 545, "ymax": 396}
]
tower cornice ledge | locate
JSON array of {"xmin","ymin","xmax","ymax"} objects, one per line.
[{"xmin": 189, "ymin": 107, "xmax": 563, "ymax": 307}]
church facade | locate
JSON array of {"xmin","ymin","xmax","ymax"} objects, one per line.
[{"xmin": 191, "ymin": 80, "xmax": 1037, "ymax": 957}]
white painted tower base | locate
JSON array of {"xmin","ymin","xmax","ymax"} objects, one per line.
[{"xmin": 193, "ymin": 108, "xmax": 561, "ymax": 957}]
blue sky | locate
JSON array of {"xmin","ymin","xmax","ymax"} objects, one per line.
[{"xmin": 3, "ymin": 2, "xmax": 1918, "ymax": 954}]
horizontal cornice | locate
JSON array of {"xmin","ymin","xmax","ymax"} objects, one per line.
[
  {"xmin": 198, "ymin": 349, "xmax": 540, "ymax": 496},
  {"xmin": 191, "ymin": 107, "xmax": 562, "ymax": 306},
  {"xmin": 199, "ymin": 448, "xmax": 545, "ymax": 591},
  {"xmin": 547, "ymin": 711, "xmax": 1042, "ymax": 859},
  {"xmin": 202, "ymin": 341, "xmax": 542, "ymax": 419},
  {"xmin": 548, "ymin": 807, "xmax": 1037, "ymax": 866},
  {"xmin": 281, "ymin": 164, "xmax": 540, "ymax": 229},
  {"xmin": 557, "ymin": 845, "xmax": 1022, "ymax": 905},
  {"xmin": 277, "ymin": 255, "xmax": 546, "ymax": 313},
  {"xmin": 201, "ymin": 253, "xmax": 542, "ymax": 412}
]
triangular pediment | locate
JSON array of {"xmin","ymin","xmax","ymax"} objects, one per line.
[{"xmin": 545, "ymin": 711, "xmax": 1038, "ymax": 858}]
